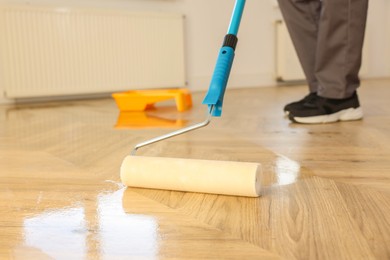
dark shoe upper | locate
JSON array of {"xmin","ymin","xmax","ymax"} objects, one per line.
[
  {"xmin": 288, "ymin": 92, "xmax": 361, "ymax": 119},
  {"xmin": 284, "ymin": 92, "xmax": 317, "ymax": 114}
]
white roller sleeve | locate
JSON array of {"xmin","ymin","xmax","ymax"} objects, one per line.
[{"xmin": 120, "ymin": 156, "xmax": 262, "ymax": 197}]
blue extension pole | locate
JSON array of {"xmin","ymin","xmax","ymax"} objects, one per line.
[
  {"xmin": 202, "ymin": 0, "xmax": 246, "ymax": 116},
  {"xmin": 228, "ymin": 0, "xmax": 246, "ymax": 36}
]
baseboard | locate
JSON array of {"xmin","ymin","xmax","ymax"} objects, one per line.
[
  {"xmin": 0, "ymin": 92, "xmax": 114, "ymax": 106},
  {"xmin": 0, "ymin": 72, "xmax": 280, "ymax": 104}
]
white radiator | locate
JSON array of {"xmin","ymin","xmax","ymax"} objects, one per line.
[{"xmin": 0, "ymin": 6, "xmax": 186, "ymax": 98}]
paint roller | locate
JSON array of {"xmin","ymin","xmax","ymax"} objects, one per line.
[{"xmin": 120, "ymin": 0, "xmax": 262, "ymax": 197}]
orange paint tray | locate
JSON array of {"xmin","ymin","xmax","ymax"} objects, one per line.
[{"xmin": 112, "ymin": 88, "xmax": 192, "ymax": 112}]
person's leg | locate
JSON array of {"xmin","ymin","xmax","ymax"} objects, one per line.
[
  {"xmin": 277, "ymin": 0, "xmax": 322, "ymax": 93},
  {"xmin": 315, "ymin": 0, "xmax": 369, "ymax": 99}
]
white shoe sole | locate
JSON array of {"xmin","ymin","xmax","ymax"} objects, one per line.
[{"xmin": 291, "ymin": 107, "xmax": 363, "ymax": 124}]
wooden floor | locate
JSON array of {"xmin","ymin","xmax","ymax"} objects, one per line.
[{"xmin": 1, "ymin": 79, "xmax": 389, "ymax": 259}]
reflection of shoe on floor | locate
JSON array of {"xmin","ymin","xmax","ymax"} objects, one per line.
[
  {"xmin": 283, "ymin": 92, "xmax": 317, "ymax": 116},
  {"xmin": 288, "ymin": 92, "xmax": 363, "ymax": 124}
]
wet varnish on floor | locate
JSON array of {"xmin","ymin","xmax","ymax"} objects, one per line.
[{"xmin": 1, "ymin": 79, "xmax": 389, "ymax": 259}]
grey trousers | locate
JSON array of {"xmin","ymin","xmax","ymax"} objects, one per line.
[{"xmin": 277, "ymin": 0, "xmax": 369, "ymax": 99}]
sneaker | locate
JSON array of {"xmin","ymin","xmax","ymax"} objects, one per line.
[
  {"xmin": 288, "ymin": 92, "xmax": 363, "ymax": 124},
  {"xmin": 284, "ymin": 92, "xmax": 317, "ymax": 115}
]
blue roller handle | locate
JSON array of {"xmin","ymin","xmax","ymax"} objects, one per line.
[
  {"xmin": 202, "ymin": 0, "xmax": 246, "ymax": 116},
  {"xmin": 202, "ymin": 47, "xmax": 235, "ymax": 116}
]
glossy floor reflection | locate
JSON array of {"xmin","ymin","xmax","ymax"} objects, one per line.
[
  {"xmin": 98, "ymin": 190, "xmax": 159, "ymax": 258},
  {"xmin": 24, "ymin": 207, "xmax": 87, "ymax": 259},
  {"xmin": 1, "ymin": 79, "xmax": 390, "ymax": 259},
  {"xmin": 17, "ymin": 189, "xmax": 161, "ymax": 259}
]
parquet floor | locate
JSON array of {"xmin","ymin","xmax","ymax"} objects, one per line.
[{"xmin": 1, "ymin": 79, "xmax": 389, "ymax": 259}]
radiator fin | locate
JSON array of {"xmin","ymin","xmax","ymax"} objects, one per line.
[{"xmin": 0, "ymin": 6, "xmax": 186, "ymax": 98}]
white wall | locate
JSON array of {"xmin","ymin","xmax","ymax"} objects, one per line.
[
  {"xmin": 0, "ymin": 0, "xmax": 389, "ymax": 104},
  {"xmin": 364, "ymin": 0, "xmax": 390, "ymax": 78},
  {"xmin": 383, "ymin": 1, "xmax": 390, "ymax": 75}
]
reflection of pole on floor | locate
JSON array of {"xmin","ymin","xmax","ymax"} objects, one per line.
[{"xmin": 84, "ymin": 192, "xmax": 102, "ymax": 256}]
